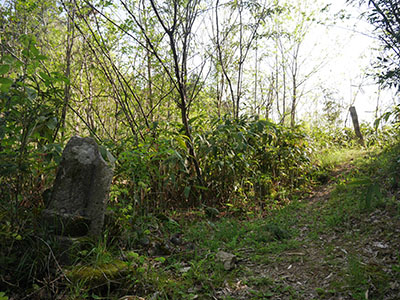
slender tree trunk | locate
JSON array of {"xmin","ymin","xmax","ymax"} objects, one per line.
[
  {"xmin": 147, "ymin": 46, "xmax": 153, "ymax": 123},
  {"xmin": 216, "ymin": 69, "xmax": 224, "ymax": 118},
  {"xmin": 215, "ymin": 0, "xmax": 236, "ymax": 118},
  {"xmin": 266, "ymin": 77, "xmax": 273, "ymax": 120},
  {"xmin": 254, "ymin": 39, "xmax": 258, "ymax": 116},
  {"xmin": 291, "ymin": 73, "xmax": 296, "ymax": 127},
  {"xmin": 180, "ymin": 103, "xmax": 203, "ymax": 184},
  {"xmin": 56, "ymin": 1, "xmax": 75, "ymax": 140},
  {"xmin": 86, "ymin": 59, "xmax": 95, "ymax": 130},
  {"xmin": 281, "ymin": 64, "xmax": 286, "ymax": 124},
  {"xmin": 149, "ymin": 0, "xmax": 204, "ymax": 187},
  {"xmin": 143, "ymin": 0, "xmax": 153, "ymax": 124},
  {"xmin": 375, "ymin": 85, "xmax": 381, "ymax": 120},
  {"xmin": 236, "ymin": 0, "xmax": 244, "ymax": 119},
  {"xmin": 275, "ymin": 51, "xmax": 280, "ymax": 120}
]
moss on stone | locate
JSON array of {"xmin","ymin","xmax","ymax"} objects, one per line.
[{"xmin": 66, "ymin": 259, "xmax": 131, "ymax": 287}]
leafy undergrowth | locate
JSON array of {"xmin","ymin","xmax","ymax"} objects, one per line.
[{"xmin": 3, "ymin": 146, "xmax": 400, "ymax": 300}]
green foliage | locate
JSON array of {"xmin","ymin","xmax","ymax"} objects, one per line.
[
  {"xmin": 1, "ymin": 0, "xmax": 399, "ymax": 299},
  {"xmin": 0, "ymin": 292, "xmax": 8, "ymax": 300},
  {"xmin": 110, "ymin": 116, "xmax": 315, "ymax": 216},
  {"xmin": 310, "ymin": 140, "xmax": 400, "ymax": 237},
  {"xmin": 349, "ymin": 0, "xmax": 400, "ymax": 90},
  {"xmin": 309, "ymin": 122, "xmax": 396, "ymax": 151},
  {"xmin": 112, "ymin": 125, "xmax": 197, "ymax": 213},
  {"xmin": 0, "ymin": 209, "xmax": 53, "ymax": 291},
  {"xmin": 0, "ymin": 33, "xmax": 67, "ymax": 295},
  {"xmin": 0, "ymin": 34, "xmax": 64, "ymax": 215},
  {"xmin": 348, "ymin": 177, "xmax": 383, "ymax": 210},
  {"xmin": 197, "ymin": 116, "xmax": 313, "ymax": 209},
  {"xmin": 375, "ymin": 104, "xmax": 400, "ymax": 131},
  {"xmin": 340, "ymin": 256, "xmax": 390, "ymax": 300}
]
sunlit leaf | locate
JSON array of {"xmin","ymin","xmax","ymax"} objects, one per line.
[
  {"xmin": 0, "ymin": 64, "xmax": 10, "ymax": 75},
  {"xmin": 0, "ymin": 78, "xmax": 13, "ymax": 85}
]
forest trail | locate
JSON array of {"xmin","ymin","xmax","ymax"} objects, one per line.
[
  {"xmin": 5, "ymin": 150, "xmax": 400, "ymax": 300},
  {"xmin": 209, "ymin": 156, "xmax": 400, "ymax": 300}
]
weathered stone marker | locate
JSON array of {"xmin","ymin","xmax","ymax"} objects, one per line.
[{"xmin": 44, "ymin": 136, "xmax": 113, "ymax": 237}]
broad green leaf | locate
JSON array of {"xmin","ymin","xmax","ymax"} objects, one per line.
[
  {"xmin": 184, "ymin": 186, "xmax": 191, "ymax": 199},
  {"xmin": 155, "ymin": 256, "xmax": 166, "ymax": 263},
  {"xmin": 26, "ymin": 64, "xmax": 36, "ymax": 75},
  {"xmin": 194, "ymin": 185, "xmax": 208, "ymax": 190},
  {"xmin": 45, "ymin": 117, "xmax": 58, "ymax": 130},
  {"xmin": 26, "ymin": 87, "xmax": 37, "ymax": 100},
  {"xmin": 0, "ymin": 291, "xmax": 9, "ymax": 300},
  {"xmin": 106, "ymin": 150, "xmax": 117, "ymax": 164},
  {"xmin": 126, "ymin": 251, "xmax": 139, "ymax": 259},
  {"xmin": 39, "ymin": 71, "xmax": 51, "ymax": 81},
  {"xmin": 0, "ymin": 64, "xmax": 10, "ymax": 75},
  {"xmin": 19, "ymin": 34, "xmax": 30, "ymax": 47},
  {"xmin": 29, "ymin": 44, "xmax": 39, "ymax": 56},
  {"xmin": 0, "ymin": 78, "xmax": 13, "ymax": 85},
  {"xmin": 2, "ymin": 55, "xmax": 15, "ymax": 64},
  {"xmin": 176, "ymin": 136, "xmax": 187, "ymax": 150},
  {"xmin": 36, "ymin": 54, "xmax": 48, "ymax": 61},
  {"xmin": 21, "ymin": 49, "xmax": 30, "ymax": 58},
  {"xmin": 0, "ymin": 78, "xmax": 12, "ymax": 92},
  {"xmin": 348, "ymin": 178, "xmax": 371, "ymax": 186}
]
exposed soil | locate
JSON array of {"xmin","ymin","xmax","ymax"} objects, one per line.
[{"xmin": 217, "ymin": 163, "xmax": 400, "ymax": 300}]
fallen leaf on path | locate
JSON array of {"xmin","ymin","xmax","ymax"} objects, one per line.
[{"xmin": 372, "ymin": 241, "xmax": 389, "ymax": 249}]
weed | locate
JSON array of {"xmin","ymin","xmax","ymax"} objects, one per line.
[
  {"xmin": 0, "ymin": 292, "xmax": 8, "ymax": 300},
  {"xmin": 331, "ymin": 255, "xmax": 390, "ymax": 300},
  {"xmin": 315, "ymin": 287, "xmax": 336, "ymax": 299}
]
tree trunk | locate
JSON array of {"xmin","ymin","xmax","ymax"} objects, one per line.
[
  {"xmin": 180, "ymin": 104, "xmax": 203, "ymax": 186},
  {"xmin": 57, "ymin": 1, "xmax": 75, "ymax": 140},
  {"xmin": 291, "ymin": 74, "xmax": 296, "ymax": 127}
]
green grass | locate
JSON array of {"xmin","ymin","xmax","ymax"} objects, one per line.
[
  {"xmin": 329, "ymin": 255, "xmax": 390, "ymax": 300},
  {"xmin": 314, "ymin": 148, "xmax": 363, "ymax": 170},
  {"xmin": 30, "ymin": 145, "xmax": 400, "ymax": 299}
]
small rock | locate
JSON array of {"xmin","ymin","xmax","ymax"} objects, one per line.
[
  {"xmin": 216, "ymin": 251, "xmax": 236, "ymax": 271},
  {"xmin": 170, "ymin": 233, "xmax": 182, "ymax": 245},
  {"xmin": 139, "ymin": 236, "xmax": 150, "ymax": 247},
  {"xmin": 150, "ymin": 292, "xmax": 161, "ymax": 300},
  {"xmin": 179, "ymin": 266, "xmax": 191, "ymax": 273},
  {"xmin": 204, "ymin": 206, "xmax": 220, "ymax": 218},
  {"xmin": 390, "ymin": 281, "xmax": 400, "ymax": 290},
  {"xmin": 149, "ymin": 241, "xmax": 171, "ymax": 256},
  {"xmin": 185, "ymin": 241, "xmax": 196, "ymax": 251}
]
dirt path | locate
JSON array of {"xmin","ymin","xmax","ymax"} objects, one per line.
[{"xmin": 216, "ymin": 163, "xmax": 400, "ymax": 300}]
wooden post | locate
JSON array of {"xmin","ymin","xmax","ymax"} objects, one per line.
[{"xmin": 349, "ymin": 106, "xmax": 364, "ymax": 146}]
